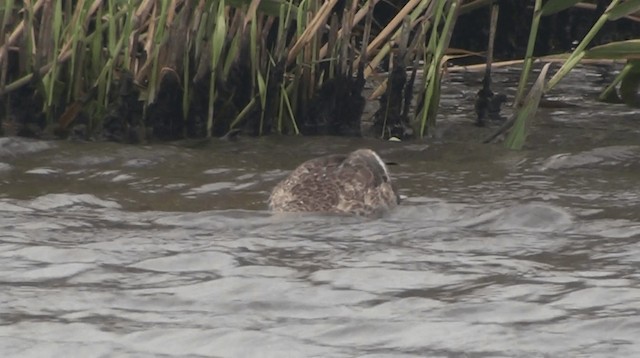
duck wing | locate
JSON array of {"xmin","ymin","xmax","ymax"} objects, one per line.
[{"xmin": 269, "ymin": 154, "xmax": 345, "ymax": 212}]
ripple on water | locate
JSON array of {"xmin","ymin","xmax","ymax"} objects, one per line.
[
  {"xmin": 25, "ymin": 167, "xmax": 62, "ymax": 175},
  {"xmin": 0, "ymin": 262, "xmax": 94, "ymax": 282},
  {"xmin": 1, "ymin": 97, "xmax": 640, "ymax": 357},
  {"xmin": 29, "ymin": 193, "xmax": 121, "ymax": 210},
  {"xmin": 0, "ymin": 245, "xmax": 105, "ymax": 264},
  {"xmin": 311, "ymin": 267, "xmax": 476, "ymax": 293},
  {"xmin": 0, "ymin": 137, "xmax": 55, "ymax": 157},
  {"xmin": 0, "ymin": 201, "xmax": 33, "ymax": 213},
  {"xmin": 129, "ymin": 250, "xmax": 237, "ymax": 272},
  {"xmin": 552, "ymin": 286, "xmax": 640, "ymax": 312},
  {"xmin": 0, "ymin": 195, "xmax": 638, "ymax": 355},
  {"xmin": 184, "ymin": 182, "xmax": 236, "ymax": 196},
  {"xmin": 538, "ymin": 145, "xmax": 640, "ymax": 171},
  {"xmin": 0, "ymin": 162, "xmax": 13, "ymax": 172},
  {"xmin": 0, "ymin": 325, "xmax": 116, "ymax": 357},
  {"xmin": 122, "ymin": 327, "xmax": 340, "ymax": 357},
  {"xmin": 485, "ymin": 202, "xmax": 574, "ymax": 232}
]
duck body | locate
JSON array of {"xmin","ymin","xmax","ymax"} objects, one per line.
[{"xmin": 269, "ymin": 149, "xmax": 399, "ymax": 217}]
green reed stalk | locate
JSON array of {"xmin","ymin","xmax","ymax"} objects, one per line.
[
  {"xmin": 281, "ymin": 83, "xmax": 300, "ymax": 134},
  {"xmin": 294, "ymin": 1, "xmax": 308, "ymax": 110},
  {"xmin": 257, "ymin": 69, "xmax": 267, "ymax": 135},
  {"xmin": 540, "ymin": 0, "xmax": 582, "ymax": 15},
  {"xmin": 597, "ymin": 58, "xmax": 640, "ymax": 103},
  {"xmin": 545, "ymin": 0, "xmax": 622, "ymax": 91},
  {"xmin": 222, "ymin": 26, "xmax": 241, "ymax": 79},
  {"xmin": 599, "ymin": 64, "xmax": 630, "ymax": 102},
  {"xmin": 93, "ymin": 20, "xmax": 127, "ymax": 90},
  {"xmin": 1, "ymin": 0, "xmax": 15, "ymax": 44},
  {"xmin": 230, "ymin": 97, "xmax": 257, "ymax": 130},
  {"xmin": 505, "ymin": 63, "xmax": 550, "ymax": 150},
  {"xmin": 42, "ymin": 0, "xmax": 63, "ymax": 118},
  {"xmin": 107, "ymin": 0, "xmax": 117, "ymax": 60},
  {"xmin": 513, "ymin": 0, "xmax": 542, "ymax": 107},
  {"xmin": 275, "ymin": 1, "xmax": 294, "ymax": 133},
  {"xmin": 250, "ymin": 10, "xmax": 267, "ymax": 135},
  {"xmin": 207, "ymin": 0, "xmax": 227, "ymax": 137},
  {"xmin": 619, "ymin": 60, "xmax": 640, "ymax": 108},
  {"xmin": 418, "ymin": 0, "xmax": 460, "ymax": 138},
  {"xmin": 182, "ymin": 44, "xmax": 190, "ymax": 122},
  {"xmin": 24, "ymin": 1, "xmax": 36, "ymax": 73},
  {"xmin": 91, "ymin": 5, "xmax": 107, "ymax": 113},
  {"xmin": 311, "ymin": 4, "xmax": 321, "ymax": 90},
  {"xmin": 0, "ymin": 0, "xmax": 45, "ymax": 87},
  {"xmin": 120, "ymin": 3, "xmax": 134, "ymax": 72},
  {"xmin": 0, "ymin": 35, "xmax": 6, "ymax": 93},
  {"xmin": 249, "ymin": 8, "xmax": 259, "ymax": 93},
  {"xmin": 147, "ymin": 0, "xmax": 170, "ymax": 106},
  {"xmin": 66, "ymin": 0, "xmax": 88, "ymax": 103},
  {"xmin": 194, "ymin": 9, "xmax": 207, "ymax": 61}
]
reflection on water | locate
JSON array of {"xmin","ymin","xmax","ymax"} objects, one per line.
[{"xmin": 1, "ymin": 66, "xmax": 640, "ymax": 357}]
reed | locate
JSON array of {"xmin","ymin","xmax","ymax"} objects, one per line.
[
  {"xmin": 495, "ymin": 0, "xmax": 640, "ymax": 149},
  {"xmin": 512, "ymin": 0, "xmax": 542, "ymax": 107},
  {"xmin": 0, "ymin": 0, "xmax": 638, "ymax": 144},
  {"xmin": 416, "ymin": 0, "xmax": 461, "ymax": 138}
]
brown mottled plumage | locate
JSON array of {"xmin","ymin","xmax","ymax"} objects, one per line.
[{"xmin": 269, "ymin": 149, "xmax": 399, "ymax": 217}]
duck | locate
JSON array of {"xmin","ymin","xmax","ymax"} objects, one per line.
[{"xmin": 268, "ymin": 148, "xmax": 400, "ymax": 217}]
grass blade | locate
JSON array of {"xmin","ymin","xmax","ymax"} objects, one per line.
[
  {"xmin": 504, "ymin": 63, "xmax": 551, "ymax": 150},
  {"xmin": 608, "ymin": 0, "xmax": 640, "ymax": 20},
  {"xmin": 585, "ymin": 39, "xmax": 640, "ymax": 59},
  {"xmin": 541, "ymin": 0, "xmax": 581, "ymax": 16},
  {"xmin": 619, "ymin": 60, "xmax": 640, "ymax": 108}
]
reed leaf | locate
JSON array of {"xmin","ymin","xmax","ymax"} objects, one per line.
[
  {"xmin": 207, "ymin": 0, "xmax": 227, "ymax": 138},
  {"xmin": 514, "ymin": 0, "xmax": 543, "ymax": 107},
  {"xmin": 418, "ymin": 0, "xmax": 460, "ymax": 137},
  {"xmin": 416, "ymin": 4, "xmax": 442, "ymax": 137},
  {"xmin": 0, "ymin": 35, "xmax": 7, "ymax": 94},
  {"xmin": 599, "ymin": 60, "xmax": 634, "ymax": 102},
  {"xmin": 1, "ymin": 0, "xmax": 16, "ymax": 42},
  {"xmin": 280, "ymin": 83, "xmax": 299, "ymax": 134},
  {"xmin": 545, "ymin": 0, "xmax": 622, "ymax": 91},
  {"xmin": 222, "ymin": 28, "xmax": 241, "ymax": 78},
  {"xmin": 92, "ymin": 5, "xmax": 107, "ymax": 114},
  {"xmin": 585, "ymin": 39, "xmax": 640, "ymax": 59},
  {"xmin": 619, "ymin": 60, "xmax": 640, "ymax": 107},
  {"xmin": 540, "ymin": 0, "xmax": 581, "ymax": 16},
  {"xmin": 459, "ymin": 0, "xmax": 494, "ymax": 14},
  {"xmin": 146, "ymin": 0, "xmax": 171, "ymax": 106},
  {"xmin": 249, "ymin": 8, "xmax": 258, "ymax": 94},
  {"xmin": 229, "ymin": 97, "xmax": 257, "ymax": 129},
  {"xmin": 182, "ymin": 47, "xmax": 190, "ymax": 122},
  {"xmin": 93, "ymin": 27, "xmax": 126, "ymax": 90},
  {"xmin": 121, "ymin": 3, "xmax": 134, "ymax": 71},
  {"xmin": 46, "ymin": 0, "xmax": 63, "ymax": 109},
  {"xmin": 66, "ymin": 0, "xmax": 88, "ymax": 102},
  {"xmin": 608, "ymin": 0, "xmax": 640, "ymax": 20},
  {"xmin": 256, "ymin": 70, "xmax": 267, "ymax": 135},
  {"xmin": 505, "ymin": 63, "xmax": 550, "ymax": 150}
]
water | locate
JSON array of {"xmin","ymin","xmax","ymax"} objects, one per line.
[{"xmin": 1, "ymin": 65, "xmax": 640, "ymax": 357}]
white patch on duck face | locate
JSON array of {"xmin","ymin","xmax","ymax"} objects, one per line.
[{"xmin": 367, "ymin": 150, "xmax": 390, "ymax": 179}]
